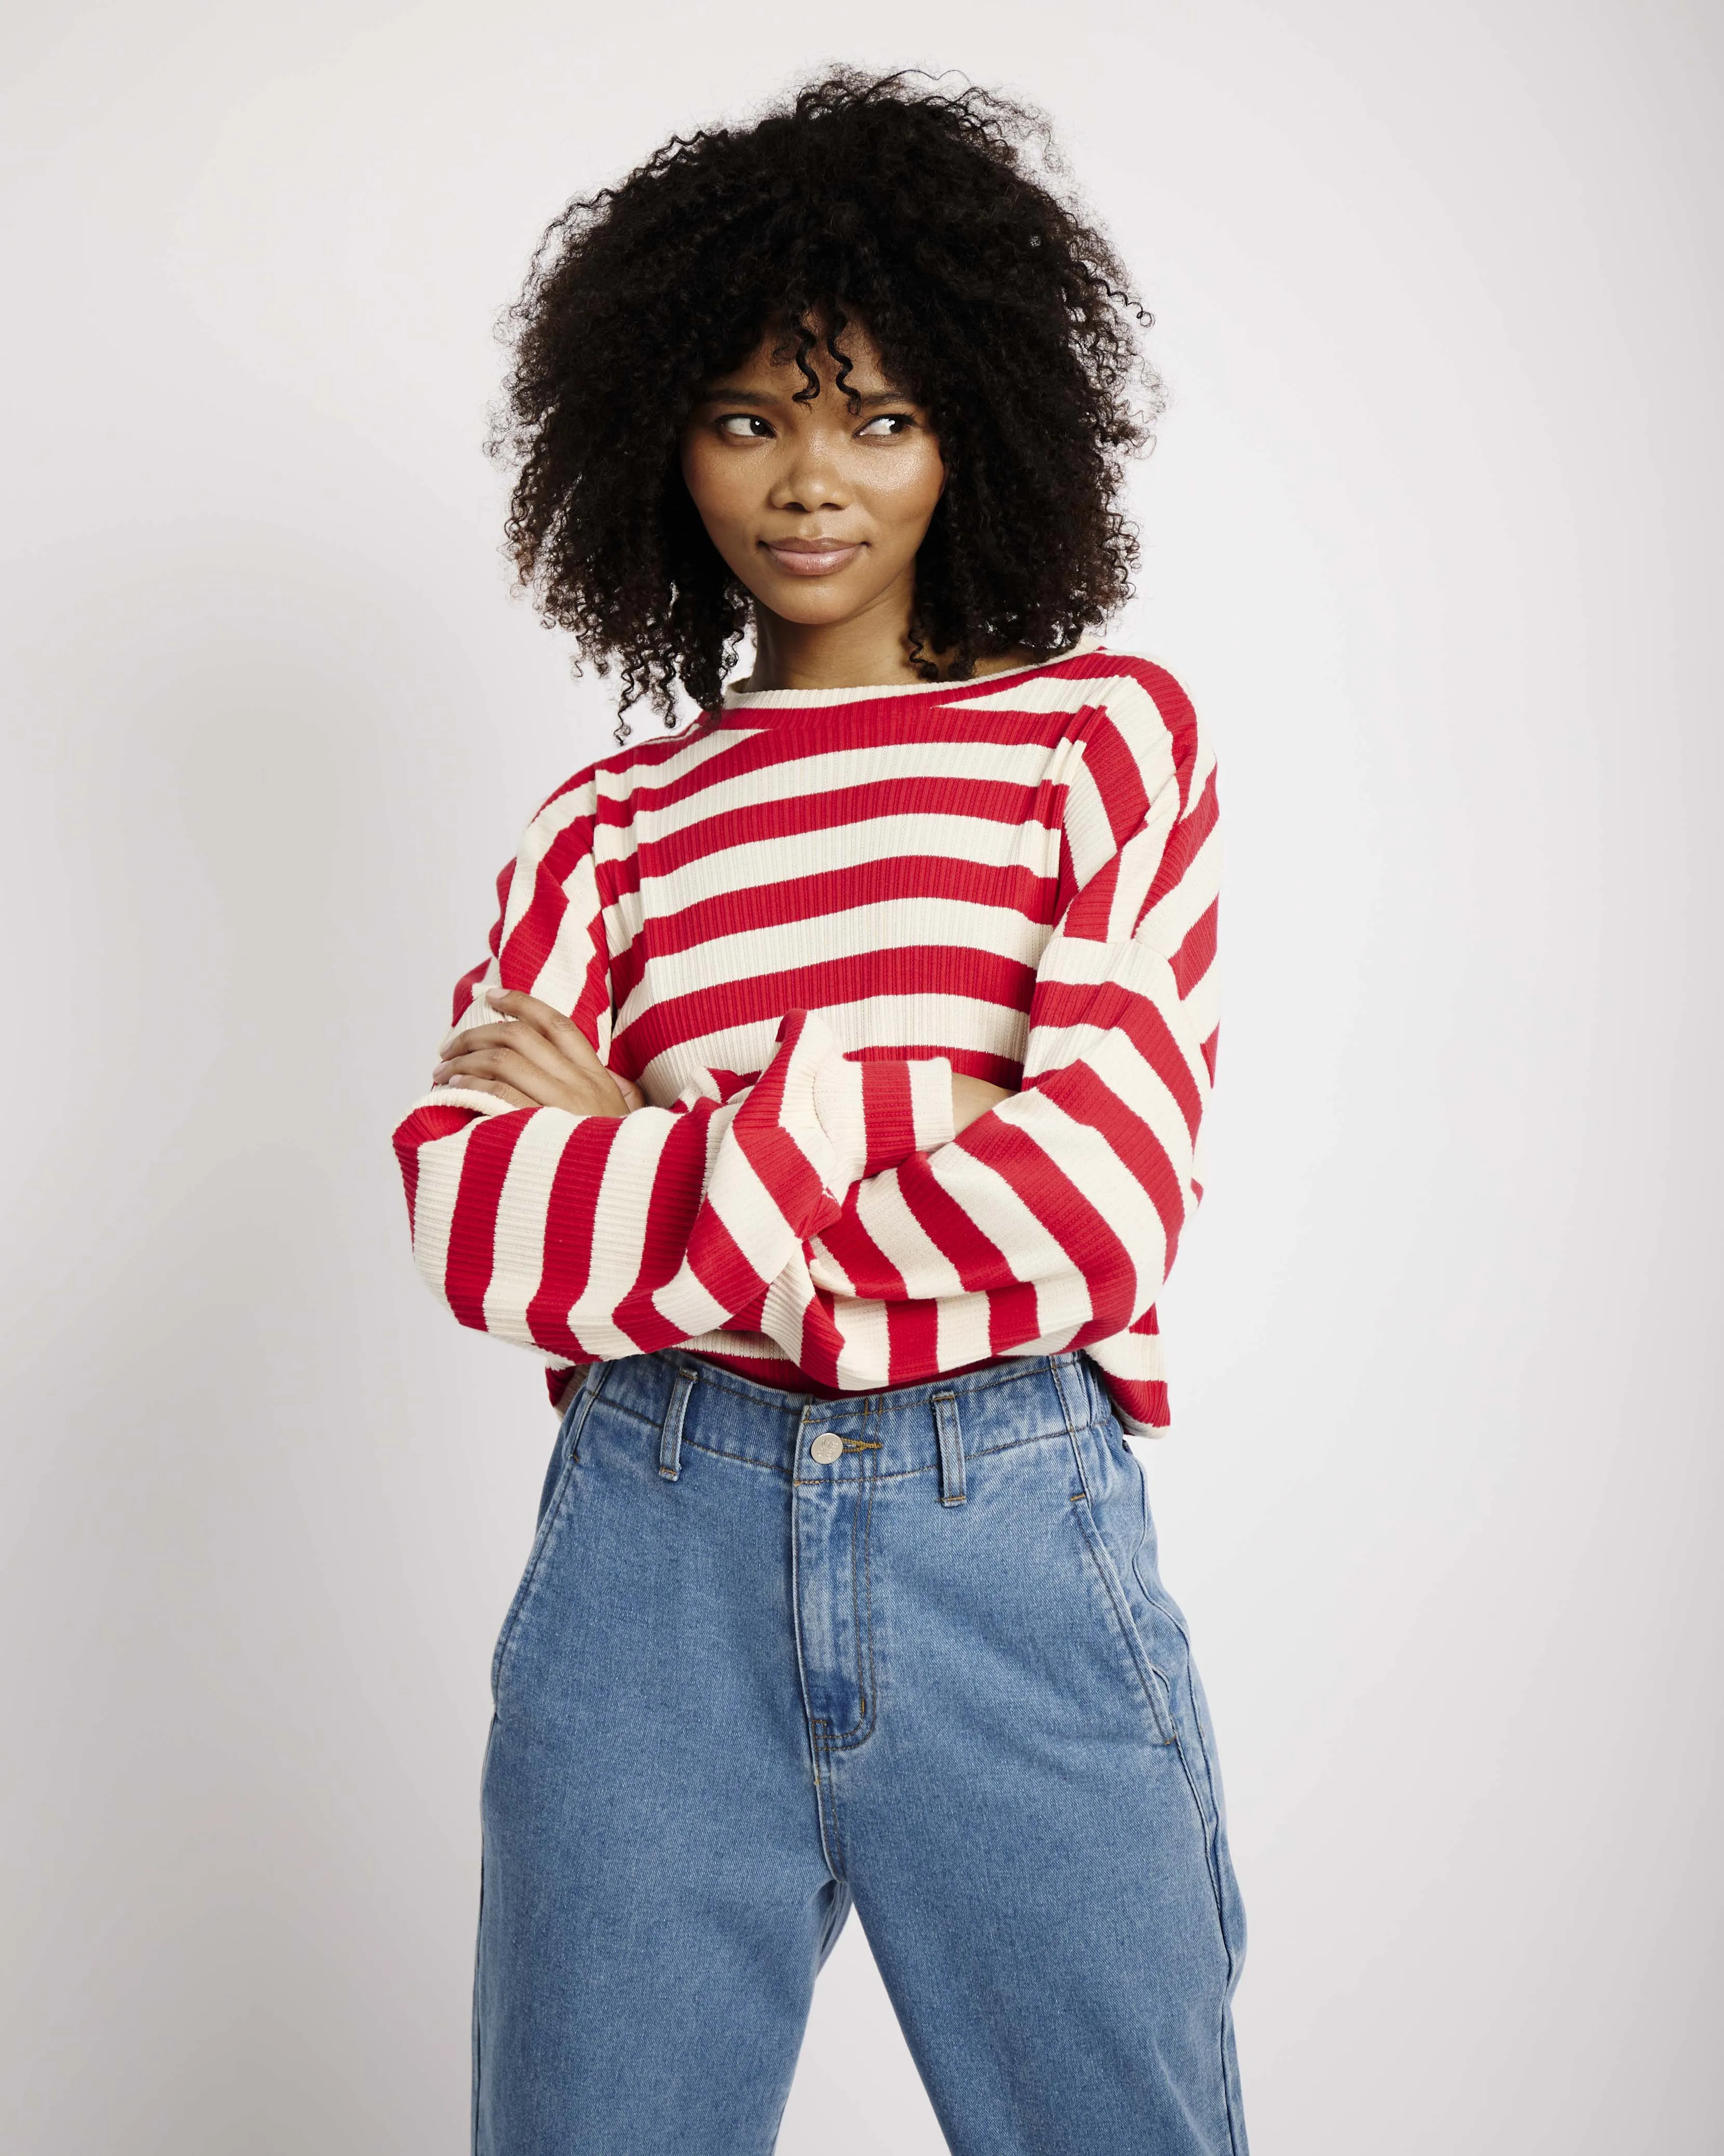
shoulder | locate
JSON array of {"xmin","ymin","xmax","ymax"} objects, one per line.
[
  {"xmin": 1055, "ymin": 646, "xmax": 1215, "ymax": 833},
  {"xmin": 516, "ymin": 710, "xmax": 713, "ymax": 856},
  {"xmin": 1080, "ymin": 645, "xmax": 1207, "ymax": 771}
]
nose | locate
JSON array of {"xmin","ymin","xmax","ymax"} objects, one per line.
[{"xmin": 768, "ymin": 419, "xmax": 850, "ymax": 515}]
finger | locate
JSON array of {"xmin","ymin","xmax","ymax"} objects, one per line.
[
  {"xmin": 438, "ymin": 1019, "xmax": 573, "ymax": 1085},
  {"xmin": 438, "ymin": 1044, "xmax": 564, "ymax": 1103},
  {"xmin": 439, "ymin": 1044, "xmax": 631, "ymax": 1120},
  {"xmin": 454, "ymin": 1076, "xmax": 536, "ymax": 1109},
  {"xmin": 482, "ymin": 988, "xmax": 607, "ymax": 1068}
]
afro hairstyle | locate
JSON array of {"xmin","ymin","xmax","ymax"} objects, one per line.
[{"xmin": 487, "ymin": 63, "xmax": 1164, "ymax": 738}]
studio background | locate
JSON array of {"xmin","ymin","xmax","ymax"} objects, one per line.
[{"xmin": 3, "ymin": 3, "xmax": 1718, "ymax": 2151}]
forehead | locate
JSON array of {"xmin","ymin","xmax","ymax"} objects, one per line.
[{"xmin": 707, "ymin": 315, "xmax": 893, "ymax": 384}]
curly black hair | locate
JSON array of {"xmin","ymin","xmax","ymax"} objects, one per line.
[{"xmin": 487, "ymin": 64, "xmax": 1163, "ymax": 740}]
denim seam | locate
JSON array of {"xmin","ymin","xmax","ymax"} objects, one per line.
[
  {"xmin": 786, "ymin": 1462, "xmax": 839, "ymax": 1879},
  {"xmin": 471, "ymin": 1723, "xmax": 495, "ymax": 2154},
  {"xmin": 592, "ymin": 1396, "xmax": 676, "ymax": 1433},
  {"xmin": 1115, "ymin": 1451, "xmax": 1243, "ymax": 2150},
  {"xmin": 1127, "ymin": 1539, "xmax": 1244, "ymax": 2152},
  {"xmin": 1125, "ymin": 1493, "xmax": 1229, "ymax": 1842},
  {"xmin": 809, "ymin": 1450, "xmax": 879, "ymax": 1754},
  {"xmin": 816, "ymin": 1731, "xmax": 846, "ymax": 1876}
]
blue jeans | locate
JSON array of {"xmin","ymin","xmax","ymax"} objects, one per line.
[{"xmin": 475, "ymin": 1345, "xmax": 1248, "ymax": 2154}]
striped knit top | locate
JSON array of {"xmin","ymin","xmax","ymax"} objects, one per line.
[{"xmin": 391, "ymin": 636, "xmax": 1220, "ymax": 1436}]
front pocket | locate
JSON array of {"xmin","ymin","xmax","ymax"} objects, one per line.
[{"xmin": 1069, "ymin": 1489, "xmax": 1179, "ymax": 1747}]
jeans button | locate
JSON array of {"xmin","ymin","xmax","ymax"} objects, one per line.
[{"xmin": 809, "ymin": 1431, "xmax": 844, "ymax": 1464}]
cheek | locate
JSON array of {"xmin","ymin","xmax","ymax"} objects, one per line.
[
  {"xmin": 680, "ymin": 437, "xmax": 744, "ymax": 531},
  {"xmin": 864, "ymin": 444, "xmax": 948, "ymax": 538}
]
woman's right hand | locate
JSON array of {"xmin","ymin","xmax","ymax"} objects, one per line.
[
  {"xmin": 952, "ymin": 1073, "xmax": 1014, "ymax": 1136},
  {"xmin": 432, "ymin": 987, "xmax": 647, "ymax": 1115}
]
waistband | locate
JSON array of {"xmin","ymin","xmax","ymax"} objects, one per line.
[{"xmin": 577, "ymin": 1346, "xmax": 1108, "ymax": 1495}]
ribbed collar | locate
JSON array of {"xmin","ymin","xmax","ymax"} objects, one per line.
[{"xmin": 715, "ymin": 635, "xmax": 1105, "ymax": 715}]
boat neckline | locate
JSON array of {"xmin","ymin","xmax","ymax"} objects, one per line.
[{"xmin": 715, "ymin": 635, "xmax": 1105, "ymax": 711}]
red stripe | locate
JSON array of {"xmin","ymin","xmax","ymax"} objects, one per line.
[
  {"xmin": 444, "ymin": 1112, "xmax": 531, "ymax": 1331},
  {"xmin": 1144, "ymin": 770, "xmax": 1218, "ymax": 916},
  {"xmin": 522, "ymin": 1116, "xmax": 621, "ymax": 1356},
  {"xmin": 615, "ymin": 1111, "xmax": 730, "ymax": 1346},
  {"xmin": 1171, "ymin": 899, "xmax": 1218, "ymax": 999},
  {"xmin": 635, "ymin": 770, "xmax": 1058, "ymax": 884},
  {"xmin": 1077, "ymin": 710, "xmax": 1158, "ymax": 846},
  {"xmin": 957, "ymin": 1119, "xmax": 1139, "ymax": 1333},
  {"xmin": 618, "ymin": 946, "xmax": 1036, "ymax": 1071},
  {"xmin": 1120, "ymin": 657, "xmax": 1201, "ymax": 815},
  {"xmin": 620, "ymin": 851, "xmax": 1056, "ymax": 971},
  {"xmin": 858, "ymin": 1058, "xmax": 914, "ymax": 1176}
]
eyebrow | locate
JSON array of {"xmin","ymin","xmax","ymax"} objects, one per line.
[{"xmin": 696, "ymin": 386, "xmax": 915, "ymax": 407}]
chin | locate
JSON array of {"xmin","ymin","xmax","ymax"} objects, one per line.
[{"xmin": 758, "ymin": 583, "xmax": 878, "ymax": 624}]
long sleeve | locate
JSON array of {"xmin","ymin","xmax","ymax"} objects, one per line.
[
  {"xmin": 763, "ymin": 694, "xmax": 1220, "ymax": 1393},
  {"xmin": 391, "ymin": 775, "xmax": 956, "ymax": 1370}
]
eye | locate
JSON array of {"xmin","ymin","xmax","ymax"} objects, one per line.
[
  {"xmin": 716, "ymin": 413, "xmax": 773, "ymax": 439},
  {"xmin": 859, "ymin": 413, "xmax": 916, "ymax": 437}
]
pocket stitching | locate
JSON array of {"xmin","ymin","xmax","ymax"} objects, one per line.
[{"xmin": 1067, "ymin": 1476, "xmax": 1179, "ymax": 1747}]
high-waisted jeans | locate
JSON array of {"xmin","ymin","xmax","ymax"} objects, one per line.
[{"xmin": 474, "ymin": 1344, "xmax": 1248, "ymax": 2155}]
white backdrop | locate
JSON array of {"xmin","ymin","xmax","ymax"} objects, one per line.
[{"xmin": 3, "ymin": 4, "xmax": 1718, "ymax": 2150}]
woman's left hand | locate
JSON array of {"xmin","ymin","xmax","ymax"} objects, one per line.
[{"xmin": 432, "ymin": 987, "xmax": 647, "ymax": 1115}]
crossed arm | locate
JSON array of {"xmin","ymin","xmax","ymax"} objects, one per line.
[
  {"xmin": 396, "ymin": 674, "xmax": 1215, "ymax": 1396},
  {"xmin": 433, "ymin": 986, "xmax": 1013, "ymax": 1135}
]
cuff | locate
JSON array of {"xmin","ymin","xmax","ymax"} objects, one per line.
[
  {"xmin": 810, "ymin": 1046, "xmax": 956, "ymax": 1188},
  {"xmin": 762, "ymin": 1014, "xmax": 956, "ymax": 1242},
  {"xmin": 857, "ymin": 1055, "xmax": 955, "ymax": 1171},
  {"xmin": 403, "ymin": 1083, "xmax": 521, "ymax": 1120}
]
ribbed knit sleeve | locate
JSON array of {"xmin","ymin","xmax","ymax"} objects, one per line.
[
  {"xmin": 390, "ymin": 775, "xmax": 955, "ymax": 1371},
  {"xmin": 771, "ymin": 685, "xmax": 1220, "ymax": 1402}
]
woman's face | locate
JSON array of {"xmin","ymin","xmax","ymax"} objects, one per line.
[{"xmin": 678, "ymin": 313, "xmax": 946, "ymax": 632}]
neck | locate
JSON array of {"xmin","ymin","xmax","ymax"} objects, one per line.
[{"xmin": 741, "ymin": 590, "xmax": 1037, "ymax": 694}]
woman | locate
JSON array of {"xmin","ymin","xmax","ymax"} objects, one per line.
[{"xmin": 392, "ymin": 66, "xmax": 1246, "ymax": 2156}]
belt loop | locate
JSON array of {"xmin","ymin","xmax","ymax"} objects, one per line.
[
  {"xmin": 659, "ymin": 1360, "xmax": 697, "ymax": 1481},
  {"xmin": 932, "ymin": 1391, "xmax": 966, "ymax": 1506},
  {"xmin": 1050, "ymin": 1351, "xmax": 1089, "ymax": 1436}
]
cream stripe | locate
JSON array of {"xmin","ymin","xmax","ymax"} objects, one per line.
[
  {"xmin": 616, "ymin": 896, "xmax": 1051, "ymax": 1029},
  {"xmin": 633, "ymin": 804, "xmax": 1059, "ymax": 915},
  {"xmin": 480, "ymin": 1110, "xmax": 570, "ymax": 1342},
  {"xmin": 642, "ymin": 734, "xmax": 1068, "ymax": 832},
  {"xmin": 408, "ymin": 1115, "xmax": 480, "ymax": 1304},
  {"xmin": 934, "ymin": 1291, "xmax": 1000, "ymax": 1373},
  {"xmin": 503, "ymin": 781, "xmax": 594, "ymax": 945},
  {"xmin": 528, "ymin": 850, "xmax": 605, "ymax": 1017},
  {"xmin": 1139, "ymin": 821, "xmax": 1222, "ymax": 953}
]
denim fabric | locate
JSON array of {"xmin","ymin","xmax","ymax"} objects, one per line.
[{"xmin": 474, "ymin": 1345, "xmax": 1248, "ymax": 2155}]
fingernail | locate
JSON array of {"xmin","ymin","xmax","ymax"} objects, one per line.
[{"xmin": 485, "ymin": 985, "xmax": 508, "ymax": 1004}]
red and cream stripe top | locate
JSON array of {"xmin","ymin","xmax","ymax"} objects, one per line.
[{"xmin": 391, "ymin": 636, "xmax": 1220, "ymax": 1435}]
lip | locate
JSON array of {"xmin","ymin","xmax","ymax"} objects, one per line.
[{"xmin": 761, "ymin": 538, "xmax": 864, "ymax": 577}]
